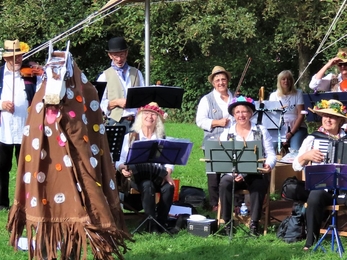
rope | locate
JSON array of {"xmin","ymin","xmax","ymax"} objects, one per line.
[
  {"xmin": 295, "ymin": 0, "xmax": 347, "ymax": 85},
  {"xmin": 23, "ymin": 0, "xmax": 126, "ymax": 60}
]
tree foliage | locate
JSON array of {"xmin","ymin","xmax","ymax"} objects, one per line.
[{"xmin": 0, "ymin": 0, "xmax": 345, "ymax": 122}]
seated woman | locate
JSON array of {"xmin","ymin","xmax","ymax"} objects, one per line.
[
  {"xmin": 269, "ymin": 70, "xmax": 308, "ymax": 152},
  {"xmin": 219, "ymin": 96, "xmax": 277, "ymax": 235},
  {"xmin": 116, "ymin": 102, "xmax": 174, "ymax": 232},
  {"xmin": 292, "ymin": 99, "xmax": 347, "ymax": 250}
]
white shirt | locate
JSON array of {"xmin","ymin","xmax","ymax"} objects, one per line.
[
  {"xmin": 269, "ymin": 89, "xmax": 306, "ymax": 130},
  {"xmin": 196, "ymin": 89, "xmax": 234, "ymax": 131},
  {"xmin": 0, "ymin": 66, "xmax": 30, "ymax": 144},
  {"xmin": 292, "ymin": 130, "xmax": 346, "ymax": 171},
  {"xmin": 97, "ymin": 65, "xmax": 145, "ymax": 118},
  {"xmin": 309, "ymin": 73, "xmax": 342, "ymax": 92},
  {"xmin": 115, "ymin": 130, "xmax": 174, "ymax": 172},
  {"xmin": 220, "ymin": 123, "xmax": 277, "ymax": 170}
]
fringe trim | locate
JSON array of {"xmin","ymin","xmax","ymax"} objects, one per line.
[{"xmin": 7, "ymin": 205, "xmax": 133, "ymax": 260}]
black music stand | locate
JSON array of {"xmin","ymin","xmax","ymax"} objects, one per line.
[
  {"xmin": 125, "ymin": 138, "xmax": 193, "ymax": 235},
  {"xmin": 203, "ymin": 139, "xmax": 265, "ymax": 240},
  {"xmin": 125, "ymin": 86, "xmax": 184, "ymax": 108},
  {"xmin": 305, "ymin": 164, "xmax": 344, "ymax": 257},
  {"xmin": 105, "ymin": 125, "xmax": 126, "ymax": 163},
  {"xmin": 252, "ymin": 101, "xmax": 286, "ymax": 153},
  {"xmin": 91, "ymin": 82, "xmax": 107, "ymax": 102}
]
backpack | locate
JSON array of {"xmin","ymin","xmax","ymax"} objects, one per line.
[
  {"xmin": 276, "ymin": 202, "xmax": 306, "ymax": 243},
  {"xmin": 281, "ymin": 176, "xmax": 310, "ymax": 202},
  {"xmin": 179, "ymin": 186, "xmax": 206, "ymax": 208}
]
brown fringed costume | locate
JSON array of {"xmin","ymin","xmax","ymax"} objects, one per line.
[{"xmin": 7, "ymin": 50, "xmax": 131, "ymax": 260}]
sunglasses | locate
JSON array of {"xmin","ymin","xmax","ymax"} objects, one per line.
[{"xmin": 338, "ymin": 63, "xmax": 347, "ymax": 67}]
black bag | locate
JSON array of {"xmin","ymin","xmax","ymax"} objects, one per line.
[
  {"xmin": 179, "ymin": 186, "xmax": 206, "ymax": 208},
  {"xmin": 276, "ymin": 202, "xmax": 306, "ymax": 243},
  {"xmin": 167, "ymin": 202, "xmax": 198, "ymax": 234},
  {"xmin": 281, "ymin": 176, "xmax": 310, "ymax": 202}
]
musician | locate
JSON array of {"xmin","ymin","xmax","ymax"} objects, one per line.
[
  {"xmin": 0, "ymin": 39, "xmax": 41, "ymax": 211},
  {"xmin": 269, "ymin": 70, "xmax": 307, "ymax": 151},
  {"xmin": 309, "ymin": 48, "xmax": 347, "ymax": 92},
  {"xmin": 196, "ymin": 66, "xmax": 234, "ymax": 212},
  {"xmin": 97, "ymin": 36, "xmax": 145, "ymax": 132},
  {"xmin": 116, "ymin": 102, "xmax": 174, "ymax": 232},
  {"xmin": 292, "ymin": 99, "xmax": 347, "ymax": 250},
  {"xmin": 219, "ymin": 96, "xmax": 277, "ymax": 235}
]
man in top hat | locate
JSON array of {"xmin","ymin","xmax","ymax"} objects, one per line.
[
  {"xmin": 97, "ymin": 36, "xmax": 145, "ymax": 132},
  {"xmin": 196, "ymin": 66, "xmax": 234, "ymax": 212},
  {"xmin": 309, "ymin": 48, "xmax": 347, "ymax": 92},
  {"xmin": 0, "ymin": 39, "xmax": 41, "ymax": 210}
]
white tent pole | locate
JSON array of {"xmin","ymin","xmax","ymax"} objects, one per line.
[{"xmin": 145, "ymin": 0, "xmax": 150, "ymax": 86}]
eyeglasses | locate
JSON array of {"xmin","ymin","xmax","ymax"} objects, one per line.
[
  {"xmin": 234, "ymin": 110, "xmax": 250, "ymax": 115},
  {"xmin": 338, "ymin": 63, "xmax": 347, "ymax": 67}
]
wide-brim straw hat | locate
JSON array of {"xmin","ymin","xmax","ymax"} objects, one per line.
[
  {"xmin": 208, "ymin": 66, "xmax": 231, "ymax": 84},
  {"xmin": 308, "ymin": 99, "xmax": 347, "ymax": 122},
  {"xmin": 137, "ymin": 102, "xmax": 167, "ymax": 121},
  {"xmin": 228, "ymin": 95, "xmax": 256, "ymax": 116},
  {"xmin": 2, "ymin": 39, "xmax": 28, "ymax": 58},
  {"xmin": 336, "ymin": 48, "xmax": 347, "ymax": 63},
  {"xmin": 106, "ymin": 37, "xmax": 128, "ymax": 53}
]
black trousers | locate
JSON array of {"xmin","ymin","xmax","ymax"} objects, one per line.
[
  {"xmin": 132, "ymin": 180, "xmax": 174, "ymax": 224},
  {"xmin": 219, "ymin": 174, "xmax": 268, "ymax": 223},
  {"xmin": 305, "ymin": 190, "xmax": 333, "ymax": 247},
  {"xmin": 207, "ymin": 174, "xmax": 221, "ymax": 207},
  {"xmin": 0, "ymin": 142, "xmax": 20, "ymax": 207}
]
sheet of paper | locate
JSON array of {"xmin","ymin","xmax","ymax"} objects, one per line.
[{"xmin": 168, "ymin": 205, "xmax": 192, "ymax": 217}]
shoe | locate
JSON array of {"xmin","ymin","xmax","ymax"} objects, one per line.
[
  {"xmin": 250, "ymin": 220, "xmax": 259, "ymax": 236},
  {"xmin": 303, "ymin": 247, "xmax": 310, "ymax": 251},
  {"xmin": 0, "ymin": 205, "xmax": 9, "ymax": 211}
]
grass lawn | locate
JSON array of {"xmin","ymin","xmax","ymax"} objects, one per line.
[{"xmin": 0, "ymin": 123, "xmax": 345, "ymax": 259}]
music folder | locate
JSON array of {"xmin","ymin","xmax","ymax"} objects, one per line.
[
  {"xmin": 91, "ymin": 81, "xmax": 107, "ymax": 102},
  {"xmin": 125, "ymin": 86, "xmax": 184, "ymax": 109},
  {"xmin": 125, "ymin": 137, "xmax": 193, "ymax": 165}
]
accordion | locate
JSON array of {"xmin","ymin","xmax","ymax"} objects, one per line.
[
  {"xmin": 311, "ymin": 131, "xmax": 347, "ymax": 165},
  {"xmin": 128, "ymin": 163, "xmax": 168, "ymax": 186}
]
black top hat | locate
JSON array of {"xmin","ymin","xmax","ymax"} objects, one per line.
[{"xmin": 106, "ymin": 37, "xmax": 128, "ymax": 52}]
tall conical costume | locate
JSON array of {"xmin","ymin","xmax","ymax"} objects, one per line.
[{"xmin": 7, "ymin": 46, "xmax": 131, "ymax": 260}]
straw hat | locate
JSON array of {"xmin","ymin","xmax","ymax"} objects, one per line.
[
  {"xmin": 336, "ymin": 48, "xmax": 347, "ymax": 63},
  {"xmin": 228, "ymin": 95, "xmax": 256, "ymax": 116},
  {"xmin": 138, "ymin": 102, "xmax": 167, "ymax": 121},
  {"xmin": 308, "ymin": 99, "xmax": 347, "ymax": 121},
  {"xmin": 2, "ymin": 39, "xmax": 29, "ymax": 58},
  {"xmin": 208, "ymin": 66, "xmax": 231, "ymax": 84}
]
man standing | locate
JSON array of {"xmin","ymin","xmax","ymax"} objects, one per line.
[
  {"xmin": 97, "ymin": 36, "xmax": 145, "ymax": 132},
  {"xmin": 0, "ymin": 39, "xmax": 40, "ymax": 210}
]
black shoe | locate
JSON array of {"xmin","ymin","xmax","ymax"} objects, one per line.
[
  {"xmin": 0, "ymin": 205, "xmax": 9, "ymax": 211},
  {"xmin": 250, "ymin": 220, "xmax": 259, "ymax": 236}
]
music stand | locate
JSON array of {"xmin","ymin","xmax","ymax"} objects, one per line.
[
  {"xmin": 252, "ymin": 101, "xmax": 286, "ymax": 153},
  {"xmin": 105, "ymin": 125, "xmax": 126, "ymax": 162},
  {"xmin": 91, "ymin": 82, "xmax": 107, "ymax": 102},
  {"xmin": 125, "ymin": 86, "xmax": 184, "ymax": 108},
  {"xmin": 305, "ymin": 164, "xmax": 344, "ymax": 257},
  {"xmin": 203, "ymin": 139, "xmax": 265, "ymax": 240},
  {"xmin": 125, "ymin": 138, "xmax": 193, "ymax": 235}
]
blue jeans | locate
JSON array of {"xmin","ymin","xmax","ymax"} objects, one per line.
[{"xmin": 289, "ymin": 127, "xmax": 308, "ymax": 151}]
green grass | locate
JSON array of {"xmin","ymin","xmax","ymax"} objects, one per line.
[{"xmin": 0, "ymin": 123, "xmax": 345, "ymax": 259}]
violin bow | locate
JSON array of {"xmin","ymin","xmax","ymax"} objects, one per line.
[{"xmin": 235, "ymin": 57, "xmax": 251, "ymax": 96}]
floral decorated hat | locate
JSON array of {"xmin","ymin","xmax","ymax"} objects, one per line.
[
  {"xmin": 228, "ymin": 95, "xmax": 256, "ymax": 116},
  {"xmin": 336, "ymin": 48, "xmax": 347, "ymax": 63},
  {"xmin": 2, "ymin": 39, "xmax": 29, "ymax": 58},
  {"xmin": 308, "ymin": 99, "xmax": 347, "ymax": 121},
  {"xmin": 138, "ymin": 102, "xmax": 167, "ymax": 120}
]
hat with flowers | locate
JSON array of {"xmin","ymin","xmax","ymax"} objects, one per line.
[
  {"xmin": 138, "ymin": 102, "xmax": 167, "ymax": 121},
  {"xmin": 336, "ymin": 48, "xmax": 347, "ymax": 63},
  {"xmin": 2, "ymin": 39, "xmax": 29, "ymax": 58},
  {"xmin": 228, "ymin": 95, "xmax": 256, "ymax": 115},
  {"xmin": 308, "ymin": 99, "xmax": 347, "ymax": 121}
]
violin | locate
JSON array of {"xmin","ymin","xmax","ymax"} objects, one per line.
[{"xmin": 20, "ymin": 63, "xmax": 44, "ymax": 77}]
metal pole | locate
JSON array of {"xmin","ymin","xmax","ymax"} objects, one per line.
[{"xmin": 145, "ymin": 0, "xmax": 150, "ymax": 86}]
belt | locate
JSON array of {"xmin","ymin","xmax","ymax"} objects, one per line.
[{"xmin": 121, "ymin": 115, "xmax": 135, "ymax": 122}]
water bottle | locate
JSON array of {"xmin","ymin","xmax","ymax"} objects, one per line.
[{"xmin": 240, "ymin": 203, "xmax": 248, "ymax": 216}]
